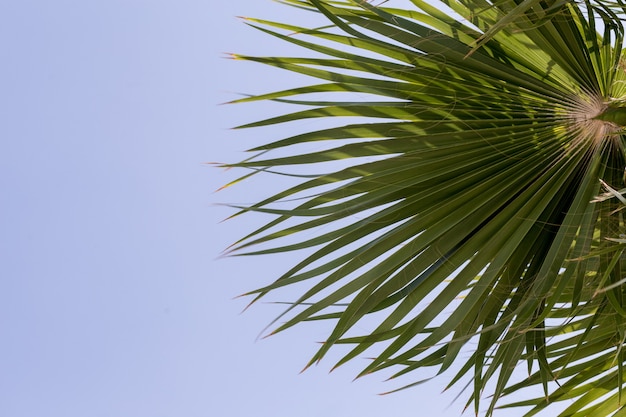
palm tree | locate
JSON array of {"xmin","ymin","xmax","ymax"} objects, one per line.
[{"xmin": 223, "ymin": 0, "xmax": 626, "ymax": 415}]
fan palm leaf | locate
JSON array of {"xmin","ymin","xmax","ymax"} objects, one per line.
[{"xmin": 223, "ymin": 0, "xmax": 626, "ymax": 415}]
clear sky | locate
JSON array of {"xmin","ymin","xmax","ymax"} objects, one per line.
[{"xmin": 0, "ymin": 1, "xmax": 567, "ymax": 417}]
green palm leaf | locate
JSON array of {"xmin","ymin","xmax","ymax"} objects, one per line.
[{"xmin": 224, "ymin": 0, "xmax": 626, "ymax": 415}]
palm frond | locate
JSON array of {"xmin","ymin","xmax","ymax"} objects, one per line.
[{"xmin": 225, "ymin": 0, "xmax": 626, "ymax": 415}]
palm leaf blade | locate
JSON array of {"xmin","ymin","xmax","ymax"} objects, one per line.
[{"xmin": 225, "ymin": 0, "xmax": 626, "ymax": 415}]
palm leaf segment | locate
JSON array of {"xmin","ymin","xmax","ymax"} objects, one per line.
[{"xmin": 226, "ymin": 0, "xmax": 626, "ymax": 415}]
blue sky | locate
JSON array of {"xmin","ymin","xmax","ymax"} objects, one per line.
[{"xmin": 0, "ymin": 1, "xmax": 566, "ymax": 416}]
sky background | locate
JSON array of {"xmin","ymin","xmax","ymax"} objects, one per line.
[{"xmin": 0, "ymin": 1, "xmax": 569, "ymax": 416}]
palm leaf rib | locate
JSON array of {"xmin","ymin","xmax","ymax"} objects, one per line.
[{"xmin": 225, "ymin": 0, "xmax": 626, "ymax": 415}]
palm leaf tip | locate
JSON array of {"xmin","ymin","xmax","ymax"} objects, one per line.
[{"xmin": 224, "ymin": 0, "xmax": 626, "ymax": 415}]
